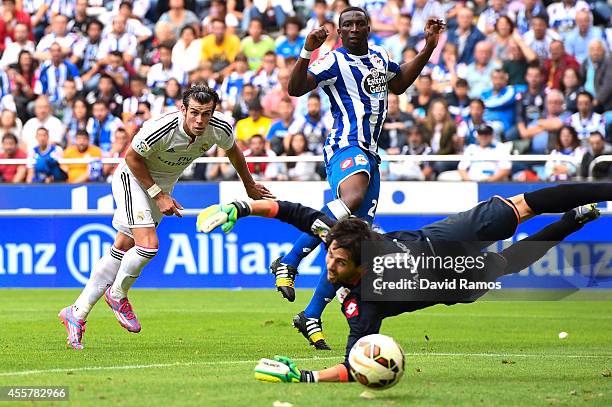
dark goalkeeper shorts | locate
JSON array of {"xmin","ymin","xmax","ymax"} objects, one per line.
[{"xmin": 421, "ymin": 196, "xmax": 520, "ymax": 248}]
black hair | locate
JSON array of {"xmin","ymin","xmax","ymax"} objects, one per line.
[
  {"xmin": 2, "ymin": 132, "xmax": 17, "ymax": 144},
  {"xmin": 86, "ymin": 19, "xmax": 103, "ymax": 31},
  {"xmin": 577, "ymin": 90, "xmax": 594, "ymax": 102},
  {"xmin": 75, "ymin": 129, "xmax": 89, "ymax": 139},
  {"xmin": 325, "ymin": 218, "xmax": 376, "ymax": 267},
  {"xmin": 456, "ymin": 78, "xmax": 468, "ymax": 87},
  {"xmin": 283, "ymin": 16, "xmax": 303, "ymax": 31},
  {"xmin": 339, "ymin": 6, "xmax": 369, "ymax": 25},
  {"xmin": 180, "ymin": 25, "xmax": 196, "ymax": 37},
  {"xmin": 181, "ymin": 83, "xmax": 220, "ymax": 111},
  {"xmin": 307, "ymin": 92, "xmax": 321, "ymax": 101},
  {"xmin": 557, "ymin": 125, "xmax": 580, "ymax": 150},
  {"xmin": 470, "ymin": 98, "xmax": 485, "ymax": 109}
]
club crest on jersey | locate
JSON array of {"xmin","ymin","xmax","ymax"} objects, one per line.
[
  {"xmin": 354, "ymin": 154, "xmax": 368, "ymax": 166},
  {"xmin": 137, "ymin": 139, "xmax": 151, "ymax": 153},
  {"xmin": 341, "ymin": 158, "xmax": 354, "ymax": 171},
  {"xmin": 363, "ymin": 68, "xmax": 386, "ymax": 97},
  {"xmin": 344, "ymin": 298, "xmax": 359, "ymax": 318},
  {"xmin": 200, "ymin": 144, "xmax": 210, "ymax": 153}
]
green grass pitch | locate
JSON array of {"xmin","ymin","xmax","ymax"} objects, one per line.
[{"xmin": 0, "ymin": 289, "xmax": 611, "ymax": 406}]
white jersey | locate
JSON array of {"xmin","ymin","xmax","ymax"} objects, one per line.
[{"xmin": 120, "ymin": 110, "xmax": 235, "ymax": 191}]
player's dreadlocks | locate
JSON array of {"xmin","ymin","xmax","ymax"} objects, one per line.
[
  {"xmin": 326, "ymin": 218, "xmax": 381, "ymax": 267},
  {"xmin": 182, "ymin": 83, "xmax": 220, "ymax": 111}
]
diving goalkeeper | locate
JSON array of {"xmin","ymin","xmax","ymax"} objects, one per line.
[{"xmin": 196, "ymin": 183, "xmax": 607, "ymax": 383}]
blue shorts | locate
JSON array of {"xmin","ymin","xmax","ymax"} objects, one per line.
[{"xmin": 326, "ymin": 146, "xmax": 380, "ymax": 223}]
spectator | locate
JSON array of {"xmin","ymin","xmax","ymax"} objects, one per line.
[
  {"xmin": 580, "ymin": 131, "xmax": 612, "ymax": 179},
  {"xmin": 568, "ymin": 91, "xmax": 606, "ymax": 141},
  {"xmin": 235, "ymin": 99, "xmax": 272, "ymax": 144},
  {"xmin": 482, "ymin": 69, "xmax": 517, "ymax": 133},
  {"xmin": 26, "ymin": 127, "xmax": 65, "ymax": 183},
  {"xmin": 545, "ymin": 125, "xmax": 585, "ymax": 181},
  {"xmin": 0, "ymin": 22, "xmax": 34, "ymax": 68},
  {"xmin": 100, "ymin": 0, "xmax": 152, "ymax": 44},
  {"xmin": 430, "ymin": 42, "xmax": 460, "ymax": 94},
  {"xmin": 477, "ymin": 0, "xmax": 514, "ymax": 36},
  {"xmin": 0, "ymin": 133, "xmax": 27, "ymax": 183},
  {"xmin": 206, "ymin": 147, "xmax": 237, "ymax": 181},
  {"xmin": 248, "ymin": 0, "xmax": 294, "ymax": 30},
  {"xmin": 103, "ymin": 127, "xmax": 131, "ymax": 180},
  {"xmin": 502, "ymin": 36, "xmax": 539, "ymax": 87},
  {"xmin": 520, "ymin": 89, "xmax": 570, "ymax": 154},
  {"xmin": 543, "ymin": 40, "xmax": 580, "ymax": 90},
  {"xmin": 66, "ymin": 98, "xmax": 90, "ymax": 145},
  {"xmin": 34, "ymin": 14, "xmax": 78, "ymax": 60},
  {"xmin": 261, "ymin": 67, "xmax": 296, "ymax": 119},
  {"xmin": 54, "ymin": 78, "xmax": 79, "ymax": 124},
  {"xmin": 445, "ymin": 78, "xmax": 471, "ymax": 120},
  {"xmin": 0, "ymin": 0, "xmax": 32, "ymax": 54},
  {"xmin": 424, "ymin": 99, "xmax": 458, "ymax": 157},
  {"xmin": 546, "ymin": 0, "xmax": 590, "ymax": 36},
  {"xmin": 384, "ymin": 14, "xmax": 418, "ymax": 63},
  {"xmin": 34, "ymin": 42, "xmax": 82, "ymax": 105},
  {"xmin": 8, "ymin": 50, "xmax": 35, "ymax": 123},
  {"xmin": 407, "ymin": 74, "xmax": 441, "ymax": 121},
  {"xmin": 490, "ymin": 15, "xmax": 515, "ymax": 62},
  {"xmin": 407, "ymin": 0, "xmax": 444, "ymax": 38},
  {"xmin": 524, "ymin": 15, "xmax": 561, "ymax": 61},
  {"xmin": 379, "ymin": 93, "xmax": 415, "ymax": 153},
  {"xmin": 61, "ymin": 129, "xmax": 103, "ymax": 183},
  {"xmin": 156, "ymin": 78, "xmax": 183, "ymax": 114},
  {"xmin": 147, "ymin": 42, "xmax": 187, "ymax": 94},
  {"xmin": 303, "ymin": 0, "xmax": 329, "ymax": 35},
  {"xmin": 515, "ymin": 0, "xmax": 548, "ymax": 35},
  {"xmin": 285, "ymin": 133, "xmax": 320, "ymax": 181},
  {"xmin": 446, "ymin": 7, "xmax": 486, "ymax": 65},
  {"xmin": 123, "ymin": 76, "xmax": 158, "ymax": 118},
  {"xmin": 309, "ymin": 20, "xmax": 341, "ymax": 64},
  {"xmin": 559, "ymin": 67, "xmax": 584, "ymax": 113},
  {"xmin": 201, "ymin": 0, "xmax": 239, "ymax": 35},
  {"xmin": 241, "ymin": 18, "xmax": 275, "ymax": 71},
  {"xmin": 67, "ymin": 0, "xmax": 92, "ymax": 35},
  {"xmin": 252, "ymin": 51, "xmax": 279, "ymax": 97},
  {"xmin": 579, "ymin": 39, "xmax": 612, "ymax": 112},
  {"xmin": 564, "ymin": 9, "xmax": 604, "ymax": 63},
  {"xmin": 275, "ymin": 17, "xmax": 306, "ymax": 66},
  {"xmin": 287, "ymin": 92, "xmax": 327, "ymax": 155},
  {"xmin": 370, "ymin": 0, "xmax": 402, "ymax": 38},
  {"xmin": 242, "ymin": 134, "xmax": 284, "ymax": 181},
  {"xmin": 200, "ymin": 18, "xmax": 241, "ymax": 75},
  {"xmin": 0, "ymin": 109, "xmax": 22, "ymax": 142},
  {"xmin": 220, "ymin": 53, "xmax": 255, "ymax": 112},
  {"xmin": 97, "ymin": 15, "xmax": 138, "ymax": 64},
  {"xmin": 157, "ymin": 0, "xmax": 199, "ymax": 39},
  {"xmin": 86, "ymin": 73, "xmax": 124, "ymax": 118},
  {"xmin": 266, "ymin": 97, "xmax": 294, "ymax": 155},
  {"xmin": 458, "ymin": 99, "xmax": 495, "ymax": 146},
  {"xmin": 21, "ymin": 96, "xmax": 65, "ymax": 150},
  {"xmin": 462, "ymin": 41, "xmax": 500, "ymax": 99},
  {"xmin": 455, "ymin": 125, "xmax": 511, "ymax": 182},
  {"xmin": 232, "ymin": 83, "xmax": 258, "ymax": 122},
  {"xmin": 86, "ymin": 100, "xmax": 123, "ymax": 153},
  {"xmin": 108, "ymin": 0, "xmax": 150, "ymax": 21},
  {"xmin": 513, "ymin": 65, "xmax": 547, "ymax": 141},
  {"xmin": 387, "ymin": 126, "xmax": 433, "ymax": 181},
  {"xmin": 72, "ymin": 19, "xmax": 104, "ymax": 90},
  {"xmin": 172, "ymin": 25, "xmax": 202, "ymax": 75}
]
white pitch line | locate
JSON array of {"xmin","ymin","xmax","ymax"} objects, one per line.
[{"xmin": 1, "ymin": 353, "xmax": 611, "ymax": 377}]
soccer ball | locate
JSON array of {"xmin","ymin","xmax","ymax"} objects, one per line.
[{"xmin": 348, "ymin": 334, "xmax": 405, "ymax": 390}]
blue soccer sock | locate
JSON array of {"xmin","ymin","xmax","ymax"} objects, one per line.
[
  {"xmin": 304, "ymin": 269, "xmax": 336, "ymax": 319},
  {"xmin": 281, "ymin": 199, "xmax": 351, "ymax": 268}
]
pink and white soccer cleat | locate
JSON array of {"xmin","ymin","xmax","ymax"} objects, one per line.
[
  {"xmin": 104, "ymin": 287, "xmax": 141, "ymax": 333},
  {"xmin": 58, "ymin": 306, "xmax": 86, "ymax": 350}
]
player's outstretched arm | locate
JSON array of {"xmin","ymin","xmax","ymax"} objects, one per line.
[
  {"xmin": 196, "ymin": 200, "xmax": 335, "ymax": 238},
  {"xmin": 388, "ymin": 18, "xmax": 446, "ymax": 95},
  {"xmin": 287, "ymin": 27, "xmax": 327, "ymax": 97},
  {"xmin": 254, "ymin": 356, "xmax": 350, "ymax": 383},
  {"xmin": 225, "ymin": 142, "xmax": 275, "ymax": 200}
]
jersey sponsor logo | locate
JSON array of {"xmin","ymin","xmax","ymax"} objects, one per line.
[
  {"xmin": 341, "ymin": 158, "xmax": 354, "ymax": 171},
  {"xmin": 344, "ymin": 298, "xmax": 359, "ymax": 318},
  {"xmin": 66, "ymin": 224, "xmax": 116, "ymax": 285},
  {"xmin": 166, "ymin": 148, "xmax": 176, "ymax": 153},
  {"xmin": 137, "ymin": 139, "xmax": 151, "ymax": 153},
  {"xmin": 354, "ymin": 154, "xmax": 368, "ymax": 166},
  {"xmin": 200, "ymin": 144, "xmax": 210, "ymax": 153},
  {"xmin": 362, "ymin": 68, "xmax": 387, "ymax": 97}
]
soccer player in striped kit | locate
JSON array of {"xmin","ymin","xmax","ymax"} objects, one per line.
[
  {"xmin": 271, "ymin": 7, "xmax": 446, "ymax": 349},
  {"xmin": 59, "ymin": 84, "xmax": 273, "ymax": 349}
]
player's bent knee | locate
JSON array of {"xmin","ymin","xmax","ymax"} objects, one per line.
[
  {"xmin": 508, "ymin": 194, "xmax": 535, "ymax": 222},
  {"xmin": 131, "ymin": 227, "xmax": 160, "ymax": 250}
]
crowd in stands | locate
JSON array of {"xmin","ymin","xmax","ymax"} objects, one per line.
[{"xmin": 0, "ymin": 0, "xmax": 610, "ymax": 184}]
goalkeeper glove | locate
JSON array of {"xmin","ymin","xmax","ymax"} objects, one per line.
[
  {"xmin": 196, "ymin": 201, "xmax": 251, "ymax": 233},
  {"xmin": 254, "ymin": 356, "xmax": 317, "ymax": 383}
]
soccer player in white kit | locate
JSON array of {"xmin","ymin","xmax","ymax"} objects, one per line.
[{"xmin": 59, "ymin": 84, "xmax": 273, "ymax": 349}]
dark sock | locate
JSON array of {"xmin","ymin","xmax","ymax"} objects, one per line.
[
  {"xmin": 501, "ymin": 212, "xmax": 583, "ymax": 275},
  {"xmin": 523, "ymin": 183, "xmax": 612, "ymax": 215}
]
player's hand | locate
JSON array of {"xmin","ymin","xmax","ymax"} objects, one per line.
[
  {"xmin": 424, "ymin": 17, "xmax": 446, "ymax": 50},
  {"xmin": 304, "ymin": 27, "xmax": 329, "ymax": 52},
  {"xmin": 254, "ymin": 356, "xmax": 302, "ymax": 383},
  {"xmin": 245, "ymin": 182, "xmax": 275, "ymax": 200},
  {"xmin": 154, "ymin": 192, "xmax": 183, "ymax": 217},
  {"xmin": 196, "ymin": 201, "xmax": 251, "ymax": 233}
]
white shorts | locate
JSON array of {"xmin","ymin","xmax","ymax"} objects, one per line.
[{"xmin": 111, "ymin": 169, "xmax": 163, "ymax": 238}]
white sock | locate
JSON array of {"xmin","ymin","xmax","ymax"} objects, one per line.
[
  {"xmin": 109, "ymin": 246, "xmax": 157, "ymax": 300},
  {"xmin": 73, "ymin": 246, "xmax": 126, "ymax": 320}
]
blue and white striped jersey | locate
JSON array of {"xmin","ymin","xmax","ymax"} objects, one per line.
[{"xmin": 308, "ymin": 45, "xmax": 401, "ymax": 162}]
